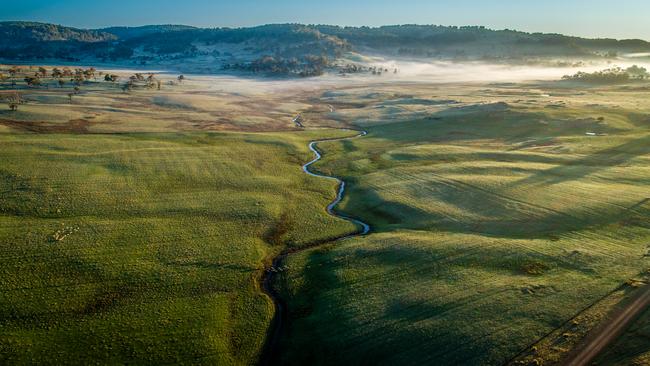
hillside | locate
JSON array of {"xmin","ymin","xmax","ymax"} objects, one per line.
[
  {"xmin": 0, "ymin": 21, "xmax": 116, "ymax": 45},
  {"xmin": 316, "ymin": 25, "xmax": 650, "ymax": 59},
  {"xmin": 1, "ymin": 21, "xmax": 650, "ymax": 74},
  {"xmin": 99, "ymin": 25, "xmax": 197, "ymax": 40}
]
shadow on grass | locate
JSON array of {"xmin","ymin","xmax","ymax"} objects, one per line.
[
  {"xmin": 345, "ymin": 180, "xmax": 647, "ymax": 241},
  {"xmin": 505, "ymin": 134, "xmax": 650, "ymax": 188},
  {"xmin": 276, "ymin": 236, "xmax": 606, "ymax": 365}
]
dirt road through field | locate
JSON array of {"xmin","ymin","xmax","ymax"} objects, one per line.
[{"xmin": 562, "ymin": 284, "xmax": 650, "ymax": 366}]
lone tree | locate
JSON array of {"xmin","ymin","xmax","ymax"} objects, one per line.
[
  {"xmin": 68, "ymin": 86, "xmax": 81, "ymax": 103},
  {"xmin": 121, "ymin": 81, "xmax": 133, "ymax": 93},
  {"xmin": 104, "ymin": 74, "xmax": 119, "ymax": 83},
  {"xmin": 8, "ymin": 66, "xmax": 19, "ymax": 86},
  {"xmin": 5, "ymin": 93, "xmax": 24, "ymax": 111},
  {"xmin": 177, "ymin": 75, "xmax": 185, "ymax": 83}
]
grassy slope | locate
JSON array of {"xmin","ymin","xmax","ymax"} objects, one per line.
[
  {"xmin": 277, "ymin": 95, "xmax": 650, "ymax": 365},
  {"xmin": 0, "ymin": 130, "xmax": 357, "ymax": 365}
]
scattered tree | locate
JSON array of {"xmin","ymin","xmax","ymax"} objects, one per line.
[
  {"xmin": 51, "ymin": 68, "xmax": 63, "ymax": 78},
  {"xmin": 562, "ymin": 67, "xmax": 631, "ymax": 84},
  {"xmin": 626, "ymin": 65, "xmax": 650, "ymax": 80},
  {"xmin": 146, "ymin": 74, "xmax": 158, "ymax": 89},
  {"xmin": 73, "ymin": 69, "xmax": 85, "ymax": 85},
  {"xmin": 24, "ymin": 75, "xmax": 42, "ymax": 87},
  {"xmin": 85, "ymin": 67, "xmax": 96, "ymax": 80},
  {"xmin": 8, "ymin": 66, "xmax": 19, "ymax": 78}
]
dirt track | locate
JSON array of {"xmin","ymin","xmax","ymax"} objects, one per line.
[{"xmin": 562, "ymin": 284, "xmax": 650, "ymax": 366}]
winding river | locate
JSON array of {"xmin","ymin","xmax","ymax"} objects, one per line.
[{"xmin": 259, "ymin": 129, "xmax": 371, "ymax": 365}]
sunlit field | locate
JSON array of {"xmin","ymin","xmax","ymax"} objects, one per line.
[
  {"xmin": 0, "ymin": 67, "xmax": 363, "ymax": 364},
  {"xmin": 275, "ymin": 82, "xmax": 650, "ymax": 365},
  {"xmin": 1, "ymin": 61, "xmax": 650, "ymax": 365}
]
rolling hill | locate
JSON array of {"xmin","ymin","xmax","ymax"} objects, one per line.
[{"xmin": 1, "ymin": 21, "xmax": 650, "ymax": 74}]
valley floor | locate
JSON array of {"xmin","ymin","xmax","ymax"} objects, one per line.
[{"xmin": 1, "ymin": 64, "xmax": 650, "ymax": 365}]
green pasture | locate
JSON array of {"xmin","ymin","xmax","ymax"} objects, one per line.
[{"xmin": 277, "ymin": 93, "xmax": 650, "ymax": 365}]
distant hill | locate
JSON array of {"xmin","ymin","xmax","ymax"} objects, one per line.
[
  {"xmin": 315, "ymin": 25, "xmax": 650, "ymax": 58},
  {"xmin": 99, "ymin": 25, "xmax": 197, "ymax": 40},
  {"xmin": 0, "ymin": 21, "xmax": 116, "ymax": 45},
  {"xmin": 1, "ymin": 21, "xmax": 649, "ymax": 75}
]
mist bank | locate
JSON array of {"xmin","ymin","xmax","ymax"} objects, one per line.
[
  {"xmin": 5, "ymin": 59, "xmax": 649, "ymax": 100},
  {"xmin": 39, "ymin": 59, "xmax": 644, "ymax": 100}
]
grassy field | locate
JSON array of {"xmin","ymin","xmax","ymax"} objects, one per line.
[
  {"xmin": 3, "ymin": 64, "xmax": 650, "ymax": 365},
  {"xmin": 276, "ymin": 82, "xmax": 650, "ymax": 365},
  {"xmin": 0, "ymin": 66, "xmax": 362, "ymax": 364}
]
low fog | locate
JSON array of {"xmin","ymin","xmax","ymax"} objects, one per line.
[{"xmin": 98, "ymin": 56, "xmax": 650, "ymax": 96}]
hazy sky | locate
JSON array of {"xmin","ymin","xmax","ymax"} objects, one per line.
[{"xmin": 4, "ymin": 0, "xmax": 649, "ymax": 40}]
